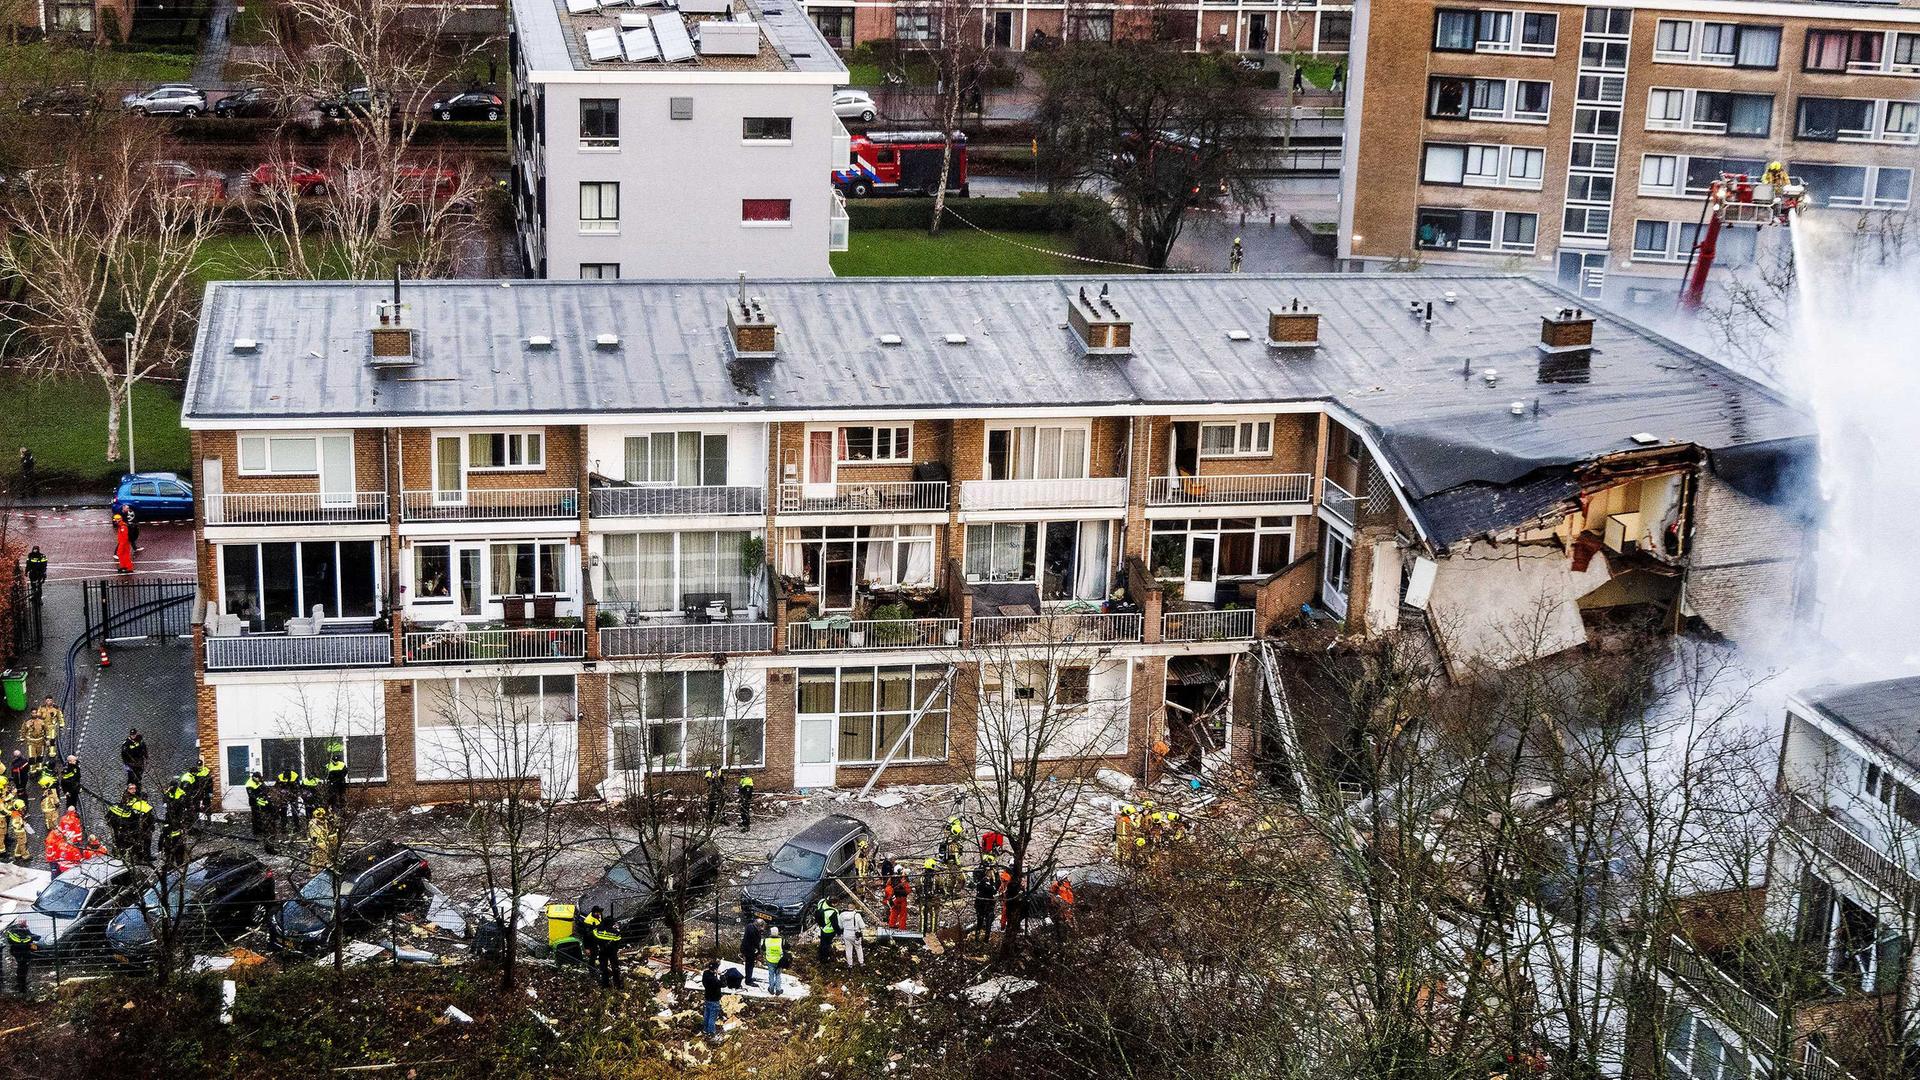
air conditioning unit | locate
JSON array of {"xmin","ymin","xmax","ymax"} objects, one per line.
[{"xmin": 1603, "ymin": 512, "xmax": 1643, "ymax": 554}]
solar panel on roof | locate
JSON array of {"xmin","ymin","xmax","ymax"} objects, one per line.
[
  {"xmin": 621, "ymin": 26, "xmax": 659, "ymax": 61},
  {"xmin": 652, "ymin": 12, "xmax": 696, "ymax": 61},
  {"xmin": 584, "ymin": 26, "xmax": 623, "ymax": 61},
  {"xmin": 600, "ymin": 0, "xmax": 629, "ymax": 7},
  {"xmin": 565, "ymin": 0, "xmax": 599, "ymax": 12},
  {"xmin": 619, "ymin": 12, "xmax": 649, "ymax": 25}
]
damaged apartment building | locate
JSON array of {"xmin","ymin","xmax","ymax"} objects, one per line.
[{"xmin": 175, "ymin": 273, "xmax": 1809, "ymax": 807}]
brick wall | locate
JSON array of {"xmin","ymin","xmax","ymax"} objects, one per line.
[
  {"xmin": 197, "ymin": 429, "xmax": 387, "ymax": 497},
  {"xmin": 763, "ymin": 667, "xmax": 798, "ymax": 787},
  {"xmin": 1129, "ymin": 654, "xmax": 1165, "ymax": 783},
  {"xmin": 576, "ymin": 672, "xmax": 609, "ymax": 793},
  {"xmin": 396, "ymin": 426, "xmax": 583, "ymax": 491}
]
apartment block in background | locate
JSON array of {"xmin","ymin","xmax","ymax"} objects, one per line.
[
  {"xmin": 179, "ymin": 274, "xmax": 1806, "ymax": 808},
  {"xmin": 1340, "ymin": 0, "xmax": 1920, "ymax": 301},
  {"xmin": 509, "ymin": 0, "xmax": 849, "ymax": 279},
  {"xmin": 803, "ymin": 0, "xmax": 1352, "ymax": 55}
]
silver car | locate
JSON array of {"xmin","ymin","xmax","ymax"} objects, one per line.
[
  {"xmin": 122, "ymin": 84, "xmax": 208, "ymax": 117},
  {"xmin": 833, "ymin": 90, "xmax": 877, "ymax": 123}
]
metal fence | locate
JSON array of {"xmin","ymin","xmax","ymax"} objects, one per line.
[
  {"xmin": 786, "ymin": 618, "xmax": 961, "ymax": 652},
  {"xmin": 777, "ymin": 481, "xmax": 948, "ymax": 514},
  {"xmin": 592, "ymin": 485, "xmax": 765, "ymax": 518},
  {"xmin": 971, "ymin": 612, "xmax": 1142, "ymax": 647},
  {"xmin": 1148, "ymin": 473, "xmax": 1314, "ymax": 507},
  {"xmin": 598, "ymin": 621, "xmax": 775, "ymax": 658},
  {"xmin": 205, "ymin": 633, "xmax": 394, "ymax": 671},
  {"xmin": 1162, "ymin": 608, "xmax": 1256, "ymax": 642},
  {"xmin": 84, "ymin": 578, "xmax": 195, "ymax": 644},
  {"xmin": 401, "ymin": 627, "xmax": 587, "ymax": 664}
]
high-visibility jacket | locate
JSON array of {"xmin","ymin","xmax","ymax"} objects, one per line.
[
  {"xmin": 106, "ymin": 803, "xmax": 132, "ymax": 821},
  {"xmin": 5, "ymin": 926, "xmax": 33, "ymax": 948},
  {"xmin": 763, "ymin": 933, "xmax": 783, "ymax": 964},
  {"xmin": 590, "ymin": 922, "xmax": 620, "ymax": 945},
  {"xmin": 818, "ymin": 903, "xmax": 838, "ymax": 934},
  {"xmin": 738, "ymin": 776, "xmax": 754, "ymax": 791},
  {"xmin": 277, "ymin": 769, "xmax": 301, "ymax": 786},
  {"xmin": 580, "ymin": 912, "xmax": 603, "ymax": 942},
  {"xmin": 326, "ymin": 760, "xmax": 347, "ymax": 782}
]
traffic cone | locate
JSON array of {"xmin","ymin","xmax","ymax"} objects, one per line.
[{"xmin": 98, "ymin": 647, "xmax": 110, "ymax": 668}]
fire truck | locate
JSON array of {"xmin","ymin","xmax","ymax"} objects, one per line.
[{"xmin": 833, "ymin": 131, "xmax": 969, "ymax": 198}]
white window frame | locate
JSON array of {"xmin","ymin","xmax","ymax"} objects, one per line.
[
  {"xmin": 610, "ymin": 670, "xmax": 764, "ymax": 772},
  {"xmin": 796, "ymin": 664, "xmax": 952, "ymax": 765},
  {"xmin": 983, "ymin": 422, "xmax": 1091, "ymax": 480},
  {"xmin": 217, "ymin": 539, "xmax": 383, "ymax": 625},
  {"xmin": 486, "ymin": 539, "xmax": 573, "ymax": 599},
  {"xmin": 605, "ymin": 530, "xmax": 759, "ymax": 613},
  {"xmin": 1470, "ymin": 77, "xmax": 1551, "ymax": 123},
  {"xmin": 1469, "ymin": 8, "xmax": 1557, "ymax": 55},
  {"xmin": 1561, "ymin": 205, "xmax": 1611, "ymax": 240},
  {"xmin": 835, "ymin": 425, "xmax": 912, "ymax": 464},
  {"xmin": 413, "ymin": 675, "xmax": 578, "ymax": 781},
  {"xmin": 623, "ymin": 430, "xmax": 729, "ymax": 487},
  {"xmin": 237, "ymin": 432, "xmax": 350, "ymax": 477},
  {"xmin": 1646, "ymin": 87, "xmax": 1688, "ymax": 129},
  {"xmin": 1197, "ymin": 419, "xmax": 1274, "ymax": 458},
  {"xmin": 579, "ymin": 181, "xmax": 620, "ymax": 234},
  {"xmin": 1414, "ymin": 207, "xmax": 1539, "ymax": 254},
  {"xmin": 780, "ymin": 524, "xmax": 936, "ymax": 600},
  {"xmin": 465, "ymin": 430, "xmax": 545, "ymax": 472},
  {"xmin": 579, "ymin": 98, "xmax": 620, "ymax": 149},
  {"xmin": 1639, "ymin": 153, "xmax": 1682, "ymax": 196}
]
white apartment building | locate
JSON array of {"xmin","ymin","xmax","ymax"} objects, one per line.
[{"xmin": 508, "ymin": 0, "xmax": 851, "ymax": 279}]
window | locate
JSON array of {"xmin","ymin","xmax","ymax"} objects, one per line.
[
  {"xmin": 1501, "ymin": 212, "xmax": 1537, "ymax": 251},
  {"xmin": 1583, "ymin": 8, "xmax": 1628, "ymax": 36},
  {"xmin": 1796, "ymin": 96, "xmax": 1876, "ymax": 141},
  {"xmin": 580, "ymin": 99, "xmax": 618, "ymax": 147},
  {"xmin": 1874, "ymin": 167, "xmax": 1912, "ymax": 208},
  {"xmin": 1850, "ymin": 30, "xmax": 1884, "ymax": 69},
  {"xmin": 1736, "ymin": 26, "xmax": 1781, "ymax": 68},
  {"xmin": 964, "ymin": 520, "xmax": 1111, "ymax": 599},
  {"xmin": 1066, "ymin": 11, "xmax": 1111, "ymax": 41},
  {"xmin": 605, "ymin": 531, "xmax": 756, "ymax": 613},
  {"xmin": 780, "ymin": 524, "xmax": 935, "ymax": 606},
  {"xmin": 611, "ymin": 671, "xmax": 762, "ymax": 771},
  {"xmin": 1198, "ymin": 420, "xmax": 1273, "ymax": 457},
  {"xmin": 219, "ymin": 541, "xmax": 379, "ymax": 629},
  {"xmin": 985, "ymin": 424, "xmax": 1089, "ymax": 480},
  {"xmin": 1433, "ymin": 9, "xmax": 1474, "ymax": 51},
  {"xmin": 1565, "ymin": 173, "xmax": 1613, "ymax": 202},
  {"xmin": 1576, "ymin": 74, "xmax": 1624, "ymax": 104},
  {"xmin": 1572, "ymin": 107, "xmax": 1620, "ymax": 136},
  {"xmin": 1562, "ymin": 205, "xmax": 1610, "ymax": 238},
  {"xmin": 894, "ymin": 9, "xmax": 932, "ymax": 40},
  {"xmin": 797, "ymin": 665, "xmax": 951, "ymax": 763},
  {"xmin": 1647, "ymin": 88, "xmax": 1686, "ymax": 127},
  {"xmin": 488, "ymin": 540, "xmax": 571, "ymax": 597},
  {"xmin": 263, "ymin": 735, "xmax": 386, "ymax": 784},
  {"xmin": 1317, "ymin": 11, "xmax": 1351, "ymax": 49},
  {"xmin": 467, "ymin": 431, "xmax": 543, "ymax": 470},
  {"xmin": 414, "ymin": 676, "xmax": 577, "ymax": 780},
  {"xmin": 1895, "ymin": 32, "xmax": 1920, "ymax": 71},
  {"xmin": 1698, "ymin": 91, "xmax": 1773, "ymax": 136},
  {"xmin": 1415, "ymin": 208, "xmax": 1533, "ymax": 252},
  {"xmin": 579, "ymin": 181, "xmax": 619, "ymax": 232},
  {"xmin": 1427, "ymin": 77, "xmax": 1549, "ymax": 122},
  {"xmin": 1653, "ymin": 18, "xmax": 1691, "ymax": 55},
  {"xmin": 1806, "ymin": 29, "xmax": 1850, "ymax": 72},
  {"xmin": 1632, "ymin": 219, "xmax": 1670, "ymax": 258},
  {"xmin": 1570, "ymin": 140, "xmax": 1616, "ymax": 171},
  {"xmin": 1423, "ymin": 144, "xmax": 1467, "ymax": 184},
  {"xmin": 1886, "ymin": 100, "xmax": 1920, "ymax": 141},
  {"xmin": 1783, "ymin": 163, "xmax": 1872, "ymax": 208},
  {"xmin": 52, "ymin": 1, "xmax": 92, "ymax": 31},
  {"xmin": 1475, "ymin": 11, "xmax": 1511, "ymax": 49},
  {"xmin": 1641, "ymin": 154, "xmax": 1679, "ymax": 194},
  {"xmin": 1464, "ymin": 144, "xmax": 1502, "ymax": 183},
  {"xmin": 1520, "ymin": 13, "xmax": 1556, "ymax": 50},
  {"xmin": 1664, "ymin": 1010, "xmax": 1756, "ymax": 1080},
  {"xmin": 1149, "ymin": 518, "xmax": 1296, "ymax": 579},
  {"xmin": 1796, "ymin": 872, "xmax": 1905, "ymax": 994},
  {"xmin": 623, "ymin": 431, "xmax": 728, "ymax": 486},
  {"xmin": 742, "ymin": 198, "xmax": 792, "ymax": 224},
  {"xmin": 579, "ymin": 263, "xmax": 619, "ymax": 279},
  {"xmin": 238, "ymin": 433, "xmax": 347, "ymax": 476},
  {"xmin": 837, "ymin": 425, "xmax": 911, "ymax": 463},
  {"xmin": 742, "ymin": 116, "xmax": 793, "ymax": 141}
]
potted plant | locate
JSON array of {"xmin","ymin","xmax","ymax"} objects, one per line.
[
  {"xmin": 740, "ymin": 535, "xmax": 767, "ymax": 621},
  {"xmin": 872, "ymin": 601, "xmax": 913, "ymax": 646}
]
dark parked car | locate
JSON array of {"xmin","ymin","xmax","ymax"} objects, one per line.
[
  {"xmin": 17, "ymin": 859, "xmax": 136, "ymax": 962},
  {"xmin": 213, "ymin": 86, "xmax": 281, "ymax": 119},
  {"xmin": 314, "ymin": 87, "xmax": 387, "ymax": 120},
  {"xmin": 19, "ymin": 84, "xmax": 97, "ymax": 117},
  {"xmin": 113, "ymin": 471, "xmax": 194, "ymax": 520},
  {"xmin": 270, "ymin": 841, "xmax": 432, "ymax": 950},
  {"xmin": 104, "ymin": 852, "xmax": 276, "ymax": 964},
  {"xmin": 580, "ymin": 838, "xmax": 721, "ymax": 943},
  {"xmin": 430, "ymin": 91, "xmax": 502, "ymax": 122},
  {"xmin": 741, "ymin": 814, "xmax": 872, "ymax": 929}
]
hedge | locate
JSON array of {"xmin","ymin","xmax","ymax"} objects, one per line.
[
  {"xmin": 167, "ymin": 117, "xmax": 509, "ymax": 149},
  {"xmin": 846, "ymin": 193, "xmax": 1109, "ymax": 232}
]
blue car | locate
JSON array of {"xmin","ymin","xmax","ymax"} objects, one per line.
[{"xmin": 113, "ymin": 472, "xmax": 194, "ymax": 520}]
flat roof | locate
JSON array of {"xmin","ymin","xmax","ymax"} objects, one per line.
[
  {"xmin": 512, "ymin": 0, "xmax": 845, "ymax": 77},
  {"xmin": 183, "ymin": 273, "xmax": 1813, "ymax": 544},
  {"xmin": 1797, "ymin": 678, "xmax": 1920, "ymax": 781}
]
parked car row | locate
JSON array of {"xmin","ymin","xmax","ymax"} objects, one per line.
[{"xmin": 15, "ymin": 83, "xmax": 510, "ymax": 123}]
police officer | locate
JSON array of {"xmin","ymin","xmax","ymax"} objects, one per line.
[
  {"xmin": 579, "ymin": 904, "xmax": 604, "ymax": 964},
  {"xmin": 120, "ymin": 729, "xmax": 146, "ymax": 788},
  {"xmin": 972, "ymin": 858, "xmax": 997, "ymax": 940},
  {"xmin": 920, "ymin": 858, "xmax": 940, "ymax": 936},
  {"xmin": 740, "ymin": 908, "xmax": 764, "ymax": 985},
  {"xmin": 190, "ymin": 758, "xmax": 213, "ymax": 817},
  {"xmin": 160, "ymin": 822, "xmax": 188, "ymax": 869},
  {"xmin": 325, "ymin": 747, "xmax": 347, "ymax": 811},
  {"xmin": 163, "ymin": 774, "xmax": 192, "ymax": 828},
  {"xmin": 245, "ymin": 770, "xmax": 274, "ymax": 849},
  {"xmin": 704, "ymin": 766, "xmax": 724, "ymax": 822},
  {"xmin": 814, "ymin": 897, "xmax": 839, "ymax": 966},
  {"xmin": 590, "ymin": 911, "xmax": 623, "ymax": 989},
  {"xmin": 275, "ymin": 766, "xmax": 304, "ymax": 832},
  {"xmin": 5, "ymin": 918, "xmax": 38, "ymax": 996},
  {"xmin": 22, "ymin": 546, "xmax": 47, "ymax": 603},
  {"xmin": 737, "ymin": 773, "xmax": 754, "ymax": 832}
]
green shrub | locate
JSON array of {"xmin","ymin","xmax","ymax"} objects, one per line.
[{"xmin": 846, "ymin": 193, "xmax": 1110, "ymax": 233}]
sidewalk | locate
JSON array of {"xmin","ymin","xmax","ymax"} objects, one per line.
[{"xmin": 190, "ymin": 0, "xmax": 239, "ymax": 90}]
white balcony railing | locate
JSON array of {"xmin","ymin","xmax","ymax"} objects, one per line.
[
  {"xmin": 401, "ymin": 627, "xmax": 586, "ymax": 664},
  {"xmin": 1320, "ymin": 477, "xmax": 1358, "ymax": 526},
  {"xmin": 971, "ymin": 612, "xmax": 1141, "ymax": 647},
  {"xmin": 1162, "ymin": 608, "xmax": 1255, "ymax": 642},
  {"xmin": 959, "ymin": 476, "xmax": 1129, "ymax": 512},
  {"xmin": 1148, "ymin": 473, "xmax": 1313, "ymax": 507},
  {"xmin": 591, "ymin": 485, "xmax": 764, "ymax": 517},
  {"xmin": 205, "ymin": 491, "xmax": 388, "ymax": 525},
  {"xmin": 787, "ymin": 618, "xmax": 960, "ymax": 652},
  {"xmin": 599, "ymin": 620, "xmax": 774, "ymax": 658},
  {"xmin": 779, "ymin": 480, "xmax": 947, "ymax": 514},
  {"xmin": 401, "ymin": 488, "xmax": 580, "ymax": 521},
  {"xmin": 829, "ymin": 191, "xmax": 851, "ymax": 253},
  {"xmin": 205, "ymin": 632, "xmax": 392, "ymax": 670}
]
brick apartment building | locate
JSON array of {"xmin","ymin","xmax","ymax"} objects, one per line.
[
  {"xmin": 178, "ymin": 274, "xmax": 1806, "ymax": 808},
  {"xmin": 803, "ymin": 0, "xmax": 1353, "ymax": 55},
  {"xmin": 1339, "ymin": 0, "xmax": 1920, "ymax": 302},
  {"xmin": 7, "ymin": 0, "xmax": 135, "ymax": 40}
]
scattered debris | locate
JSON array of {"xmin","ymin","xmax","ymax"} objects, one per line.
[
  {"xmin": 219, "ymin": 979, "xmax": 237, "ymax": 1024},
  {"xmin": 961, "ymin": 975, "xmax": 1038, "ymax": 1006},
  {"xmin": 888, "ymin": 979, "xmax": 929, "ymax": 996},
  {"xmin": 866, "ymin": 792, "xmax": 906, "ymax": 809},
  {"xmin": 422, "ymin": 883, "xmax": 469, "ymax": 936},
  {"xmin": 191, "ymin": 955, "xmax": 236, "ymax": 973},
  {"xmin": 442, "ymin": 1005, "xmax": 474, "ymax": 1024},
  {"xmin": 341, "ymin": 941, "xmax": 389, "ymax": 966},
  {"xmin": 1095, "ymin": 768, "xmax": 1135, "ymax": 795},
  {"xmin": 528, "ymin": 1008, "xmax": 561, "ymax": 1038}
]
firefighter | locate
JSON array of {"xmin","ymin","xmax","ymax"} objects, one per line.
[
  {"xmin": 919, "ymin": 858, "xmax": 940, "ymax": 936},
  {"xmin": 57, "ymin": 756, "xmax": 80, "ymax": 810},
  {"xmin": 737, "ymin": 773, "xmax": 754, "ymax": 832},
  {"xmin": 886, "ymin": 868, "xmax": 910, "ymax": 931},
  {"xmin": 324, "ymin": 747, "xmax": 347, "ymax": 811},
  {"xmin": 38, "ymin": 785, "xmax": 57, "ymax": 839},
  {"xmin": 590, "ymin": 911, "xmax": 624, "ymax": 989},
  {"xmin": 5, "ymin": 806, "xmax": 26, "ymax": 863},
  {"xmin": 1050, "ymin": 875, "xmax": 1076, "ymax": 930},
  {"xmin": 20, "ymin": 708, "xmax": 47, "ymax": 761},
  {"xmin": 1229, "ymin": 236, "xmax": 1244, "ymax": 273},
  {"xmin": 308, "ymin": 807, "xmax": 338, "ymax": 873}
]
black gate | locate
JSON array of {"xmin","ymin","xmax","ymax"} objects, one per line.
[{"xmin": 83, "ymin": 577, "xmax": 195, "ymax": 644}]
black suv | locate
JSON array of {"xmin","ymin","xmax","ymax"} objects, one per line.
[
  {"xmin": 104, "ymin": 852, "xmax": 276, "ymax": 965},
  {"xmin": 314, "ymin": 87, "xmax": 388, "ymax": 120},
  {"xmin": 19, "ymin": 83, "xmax": 97, "ymax": 117},
  {"xmin": 580, "ymin": 838, "xmax": 721, "ymax": 943},
  {"xmin": 741, "ymin": 814, "xmax": 873, "ymax": 930},
  {"xmin": 213, "ymin": 86, "xmax": 281, "ymax": 119},
  {"xmin": 269, "ymin": 841, "xmax": 432, "ymax": 950}
]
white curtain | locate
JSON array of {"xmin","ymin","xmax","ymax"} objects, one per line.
[{"xmin": 1075, "ymin": 521, "xmax": 1110, "ymax": 599}]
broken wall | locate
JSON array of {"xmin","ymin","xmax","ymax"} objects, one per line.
[
  {"xmin": 1426, "ymin": 541, "xmax": 1610, "ymax": 675},
  {"xmin": 1684, "ymin": 468, "xmax": 1810, "ymax": 645}
]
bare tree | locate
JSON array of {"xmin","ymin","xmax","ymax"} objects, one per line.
[
  {"xmin": 0, "ymin": 127, "xmax": 219, "ymax": 461},
  {"xmin": 960, "ymin": 617, "xmax": 1132, "ymax": 954},
  {"xmin": 918, "ymin": 0, "xmax": 990, "ymax": 234}
]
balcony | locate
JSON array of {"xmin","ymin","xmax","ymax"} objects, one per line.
[
  {"xmin": 1320, "ymin": 477, "xmax": 1358, "ymax": 527},
  {"xmin": 401, "ymin": 625, "xmax": 587, "ymax": 664},
  {"xmin": 599, "ymin": 619, "xmax": 774, "ymax": 658},
  {"xmin": 829, "ymin": 191, "xmax": 850, "ymax": 253},
  {"xmin": 1783, "ymin": 793, "xmax": 1918, "ymax": 899},
  {"xmin": 787, "ymin": 617, "xmax": 961, "ymax": 652},
  {"xmin": 401, "ymin": 488, "xmax": 579, "ymax": 522},
  {"xmin": 205, "ymin": 491, "xmax": 388, "ymax": 526},
  {"xmin": 958, "ymin": 477, "xmax": 1129, "ymax": 512},
  {"xmin": 591, "ymin": 484, "xmax": 765, "ymax": 518},
  {"xmin": 972, "ymin": 611, "xmax": 1142, "ymax": 647},
  {"xmin": 1148, "ymin": 473, "xmax": 1313, "ymax": 508},
  {"xmin": 778, "ymin": 480, "xmax": 947, "ymax": 514},
  {"xmin": 1162, "ymin": 608, "xmax": 1255, "ymax": 642},
  {"xmin": 205, "ymin": 631, "xmax": 392, "ymax": 671}
]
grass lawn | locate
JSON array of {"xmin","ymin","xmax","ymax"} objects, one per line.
[
  {"xmin": 0, "ymin": 42, "xmax": 193, "ymax": 86},
  {"xmin": 191, "ymin": 234, "xmax": 367, "ymax": 291},
  {"xmin": 1, "ymin": 373, "xmax": 189, "ymax": 495},
  {"xmin": 832, "ymin": 228, "xmax": 1132, "ymax": 276}
]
